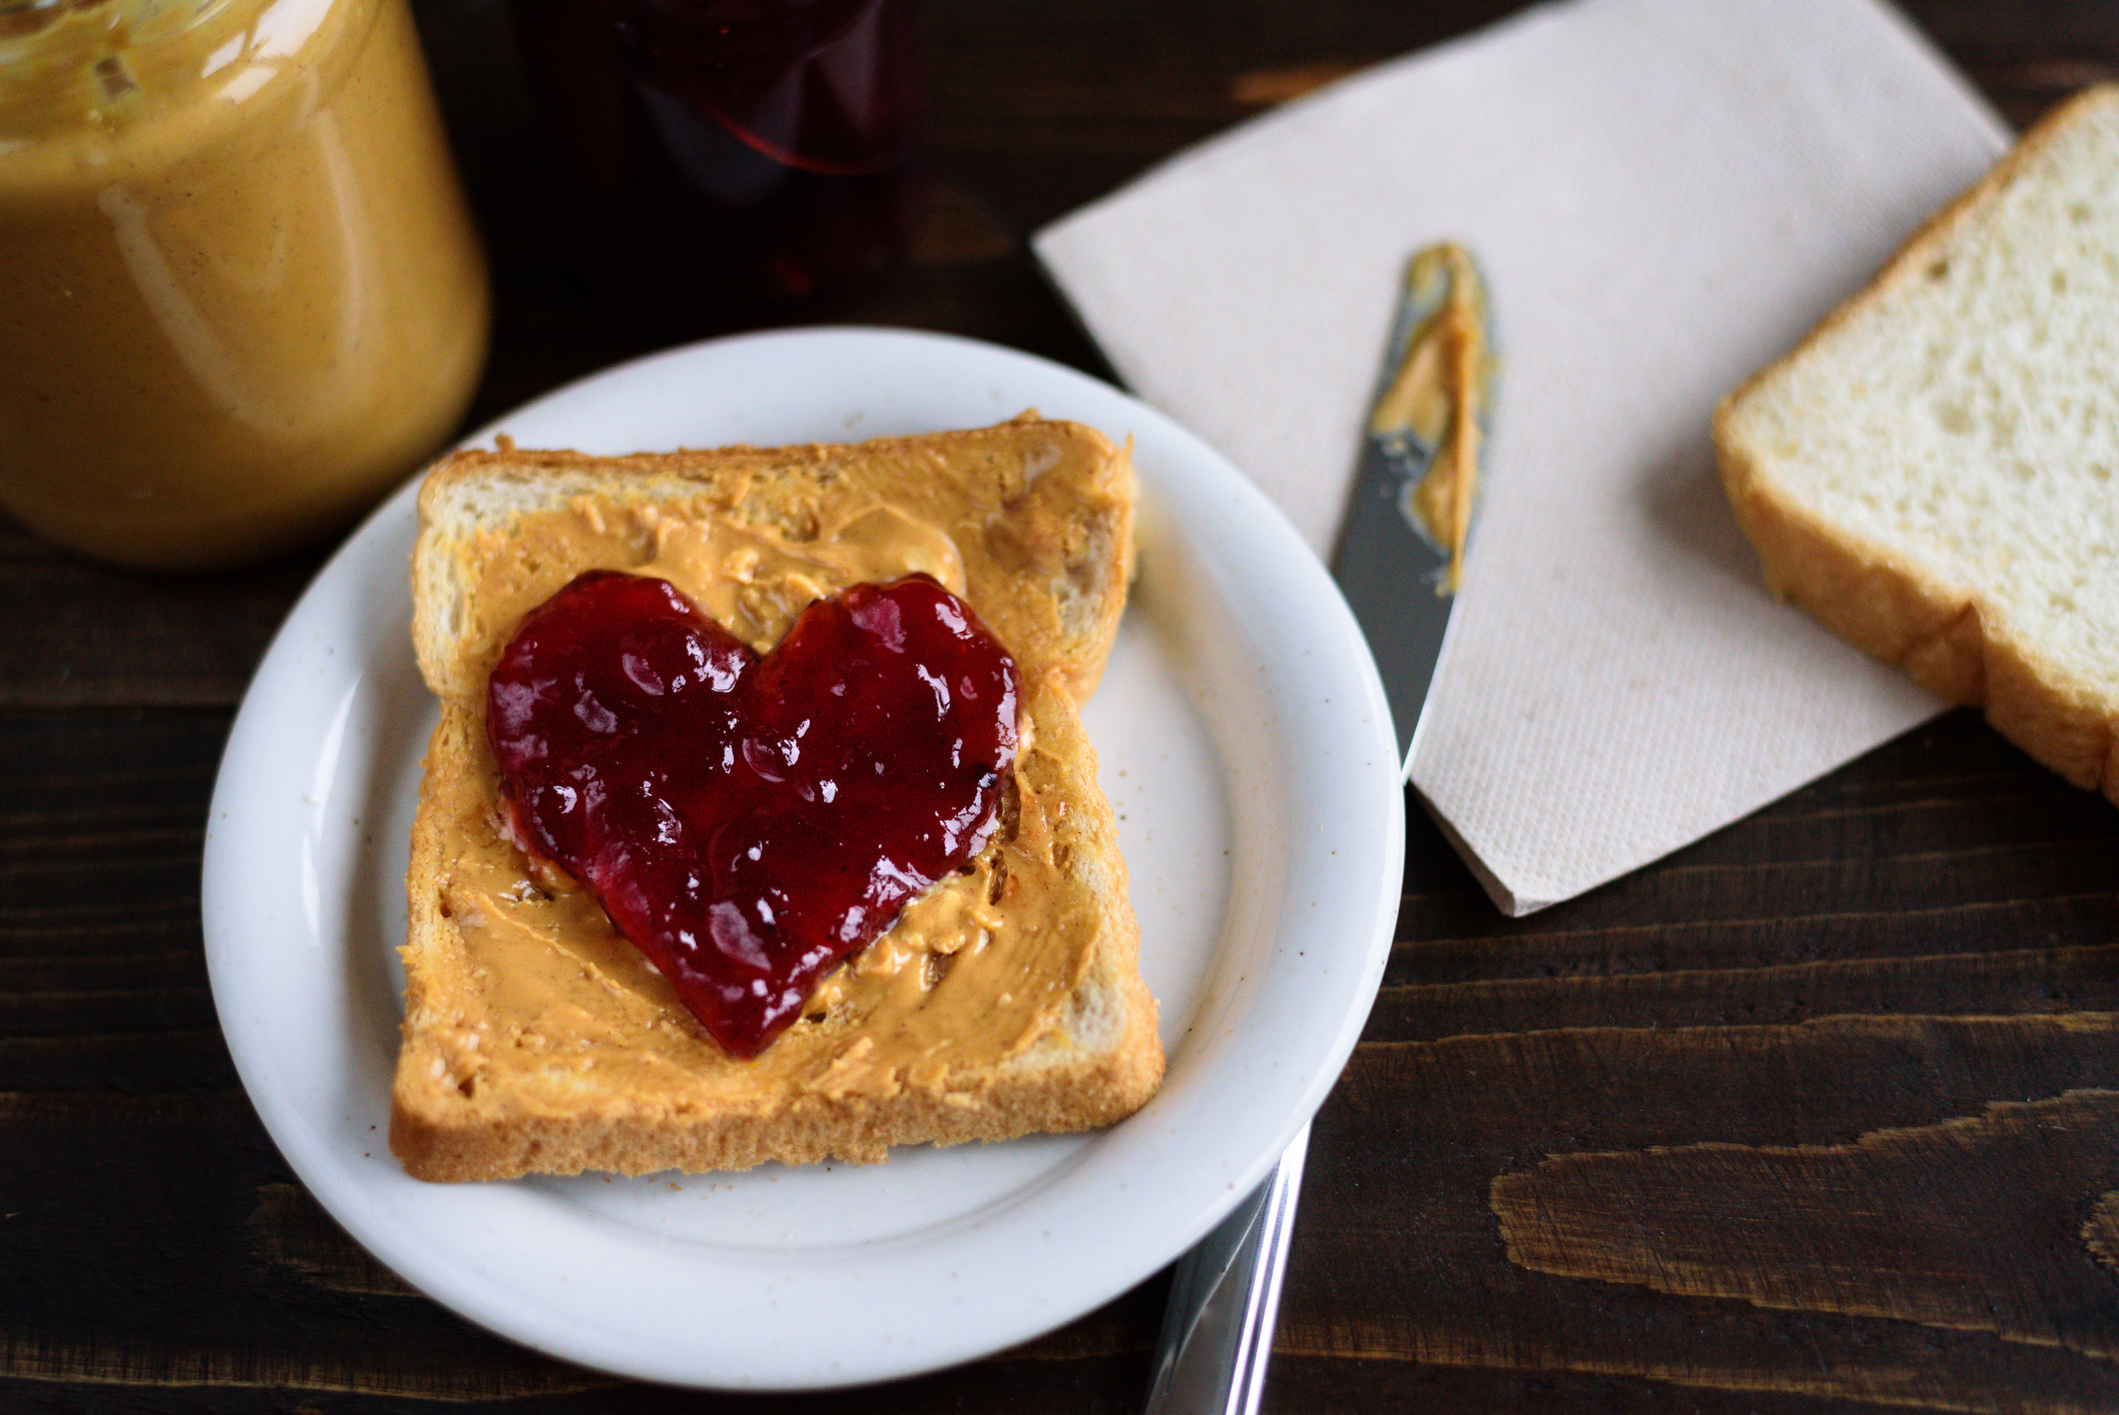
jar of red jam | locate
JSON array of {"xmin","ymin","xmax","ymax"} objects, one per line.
[{"xmin": 506, "ymin": 0, "xmax": 924, "ymax": 320}]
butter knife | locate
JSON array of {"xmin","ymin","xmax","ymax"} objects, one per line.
[
  {"xmin": 1143, "ymin": 244, "xmax": 1491, "ymax": 1415},
  {"xmin": 1334, "ymin": 241, "xmax": 1490, "ymax": 778}
]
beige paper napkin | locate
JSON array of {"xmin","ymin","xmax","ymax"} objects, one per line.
[{"xmin": 1034, "ymin": 0, "xmax": 2012, "ymax": 913}]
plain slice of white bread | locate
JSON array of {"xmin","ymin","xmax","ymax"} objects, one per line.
[
  {"xmin": 391, "ymin": 417, "xmax": 1160, "ymax": 1181},
  {"xmin": 1716, "ymin": 85, "xmax": 2119, "ymax": 803}
]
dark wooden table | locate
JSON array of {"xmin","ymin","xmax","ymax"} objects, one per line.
[{"xmin": 8, "ymin": 1, "xmax": 2119, "ymax": 1410}]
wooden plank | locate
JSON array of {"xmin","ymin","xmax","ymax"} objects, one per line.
[
  {"xmin": 1492, "ymin": 1090, "xmax": 2119, "ymax": 1354},
  {"xmin": 1278, "ymin": 1017, "xmax": 2119, "ymax": 1409},
  {"xmin": 1368, "ymin": 945, "xmax": 2119, "ymax": 1043},
  {"xmin": 0, "ymin": 1088, "xmax": 1162, "ymax": 1404},
  {"xmin": 1394, "ymin": 713, "xmax": 2119, "ymax": 983},
  {"xmin": 1275, "ymin": 699, "xmax": 2119, "ymax": 1408},
  {"xmin": 0, "ymin": 526, "xmax": 316, "ymax": 708}
]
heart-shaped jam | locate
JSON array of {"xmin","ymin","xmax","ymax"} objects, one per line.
[{"xmin": 486, "ymin": 570, "xmax": 1021, "ymax": 1057}]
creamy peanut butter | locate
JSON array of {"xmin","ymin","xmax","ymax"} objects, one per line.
[
  {"xmin": 416, "ymin": 495, "xmax": 1103, "ymax": 1107},
  {"xmin": 1368, "ymin": 243, "xmax": 1491, "ymax": 592},
  {"xmin": 0, "ymin": 0, "xmax": 488, "ymax": 568}
]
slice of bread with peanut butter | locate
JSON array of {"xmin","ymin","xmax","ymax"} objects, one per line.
[{"xmin": 390, "ymin": 416, "xmax": 1162, "ymax": 1181}]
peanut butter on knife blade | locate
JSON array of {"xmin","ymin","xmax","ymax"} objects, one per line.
[{"xmin": 1367, "ymin": 243, "xmax": 1493, "ymax": 594}]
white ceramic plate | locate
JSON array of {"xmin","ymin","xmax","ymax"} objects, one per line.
[{"xmin": 202, "ymin": 327, "xmax": 1403, "ymax": 1390}]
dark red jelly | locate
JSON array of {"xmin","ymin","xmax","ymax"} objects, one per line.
[
  {"xmin": 506, "ymin": 0, "xmax": 924, "ymax": 317},
  {"xmin": 487, "ymin": 571, "xmax": 1020, "ymax": 1057}
]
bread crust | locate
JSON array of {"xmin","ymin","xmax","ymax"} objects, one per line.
[
  {"xmin": 390, "ymin": 418, "xmax": 1161, "ymax": 1181},
  {"xmin": 1714, "ymin": 85, "xmax": 2119, "ymax": 803}
]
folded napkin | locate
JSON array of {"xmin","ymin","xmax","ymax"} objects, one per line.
[{"xmin": 1034, "ymin": 0, "xmax": 2012, "ymax": 913}]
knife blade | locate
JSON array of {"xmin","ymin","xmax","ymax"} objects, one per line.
[
  {"xmin": 1143, "ymin": 244, "xmax": 1491, "ymax": 1415},
  {"xmin": 1337, "ymin": 240, "xmax": 1490, "ymax": 775}
]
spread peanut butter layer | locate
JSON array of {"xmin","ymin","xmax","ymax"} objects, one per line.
[
  {"xmin": 1368, "ymin": 243, "xmax": 1491, "ymax": 592},
  {"xmin": 409, "ymin": 486, "xmax": 1108, "ymax": 1111},
  {"xmin": 431, "ymin": 428, "xmax": 1125, "ymax": 702}
]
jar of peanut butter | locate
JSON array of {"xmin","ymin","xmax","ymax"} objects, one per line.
[{"xmin": 0, "ymin": 0, "xmax": 489, "ymax": 570}]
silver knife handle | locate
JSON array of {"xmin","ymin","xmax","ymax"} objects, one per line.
[{"xmin": 1143, "ymin": 1124, "xmax": 1311, "ymax": 1415}]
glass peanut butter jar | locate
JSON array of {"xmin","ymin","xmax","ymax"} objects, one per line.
[{"xmin": 0, "ymin": 0, "xmax": 489, "ymax": 570}]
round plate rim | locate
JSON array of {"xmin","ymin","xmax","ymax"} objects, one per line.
[{"xmin": 200, "ymin": 325, "xmax": 1405, "ymax": 1389}]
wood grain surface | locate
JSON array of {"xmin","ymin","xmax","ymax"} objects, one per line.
[{"xmin": 6, "ymin": 1, "xmax": 2119, "ymax": 1411}]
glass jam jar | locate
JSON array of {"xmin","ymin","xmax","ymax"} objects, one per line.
[
  {"xmin": 507, "ymin": 0, "xmax": 923, "ymax": 321},
  {"xmin": 0, "ymin": 0, "xmax": 489, "ymax": 570}
]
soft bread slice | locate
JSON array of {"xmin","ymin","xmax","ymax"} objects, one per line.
[
  {"xmin": 1716, "ymin": 86, "xmax": 2119, "ymax": 802},
  {"xmin": 391, "ymin": 417, "xmax": 1159, "ymax": 1181}
]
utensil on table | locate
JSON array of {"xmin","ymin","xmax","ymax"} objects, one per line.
[{"xmin": 1144, "ymin": 245, "xmax": 1492, "ymax": 1414}]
